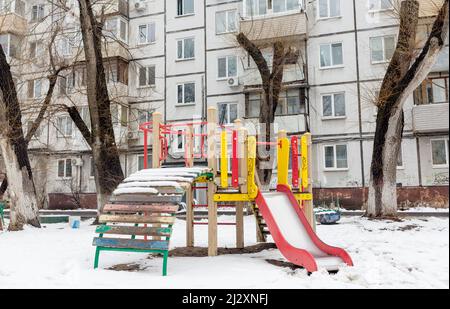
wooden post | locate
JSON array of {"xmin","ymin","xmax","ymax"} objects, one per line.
[
  {"xmin": 235, "ymin": 119, "xmax": 246, "ymax": 249},
  {"xmin": 151, "ymin": 112, "xmax": 162, "ymax": 240},
  {"xmin": 207, "ymin": 107, "xmax": 218, "ymax": 256},
  {"xmin": 301, "ymin": 133, "xmax": 315, "ymax": 230},
  {"xmin": 152, "ymin": 112, "xmax": 162, "ymax": 169},
  {"xmin": 277, "ymin": 130, "xmax": 289, "ymax": 187},
  {"xmin": 186, "ymin": 125, "xmax": 194, "ymax": 246}
]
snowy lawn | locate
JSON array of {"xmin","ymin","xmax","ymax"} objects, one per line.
[{"xmin": 0, "ymin": 215, "xmax": 448, "ymax": 289}]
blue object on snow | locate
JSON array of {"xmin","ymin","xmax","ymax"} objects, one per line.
[{"xmin": 315, "ymin": 210, "xmax": 341, "ymax": 224}]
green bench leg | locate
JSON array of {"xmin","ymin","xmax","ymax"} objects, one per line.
[
  {"xmin": 162, "ymin": 251, "xmax": 169, "ymax": 276},
  {"xmin": 94, "ymin": 247, "xmax": 101, "ymax": 269}
]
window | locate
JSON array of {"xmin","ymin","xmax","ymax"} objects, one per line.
[
  {"xmin": 137, "ymin": 155, "xmax": 151, "ymax": 171},
  {"xmin": 414, "ymin": 76, "xmax": 449, "ymax": 105},
  {"xmin": 175, "ymin": 130, "xmax": 185, "ymax": 152},
  {"xmin": 177, "ymin": 38, "xmax": 195, "ymax": 60},
  {"xmin": 138, "ymin": 23, "xmax": 156, "ymax": 45},
  {"xmin": 57, "ymin": 159, "xmax": 73, "ymax": 178},
  {"xmin": 27, "ymin": 79, "xmax": 43, "ymax": 99},
  {"xmin": 216, "ymin": 10, "xmax": 237, "ymax": 34},
  {"xmin": 138, "ymin": 109, "xmax": 152, "ymax": 125},
  {"xmin": 104, "ymin": 59, "xmax": 129, "ymax": 85},
  {"xmin": 370, "ymin": 36, "xmax": 395, "ymax": 63},
  {"xmin": 247, "ymin": 93, "xmax": 261, "ymax": 118},
  {"xmin": 368, "ymin": 0, "xmax": 392, "ymax": 11},
  {"xmin": 273, "ymin": 0, "xmax": 300, "ymax": 13},
  {"xmin": 245, "ymin": 0, "xmax": 267, "ymax": 17},
  {"xmin": 57, "ymin": 37, "xmax": 72, "ymax": 56},
  {"xmin": 397, "ymin": 144, "xmax": 403, "ymax": 168},
  {"xmin": 31, "ymin": 4, "xmax": 45, "ymax": 22},
  {"xmin": 177, "ymin": 82, "xmax": 195, "ymax": 104},
  {"xmin": 104, "ymin": 17, "xmax": 128, "ymax": 43},
  {"xmin": 57, "ymin": 116, "xmax": 73, "ymax": 137},
  {"xmin": 320, "ymin": 43, "xmax": 343, "ymax": 68},
  {"xmin": 218, "ymin": 103, "xmax": 238, "ymax": 125},
  {"xmin": 322, "ymin": 93, "xmax": 345, "ymax": 118},
  {"xmin": 0, "ymin": 0, "xmax": 24, "ymax": 15},
  {"xmin": 29, "ymin": 41, "xmax": 43, "ymax": 59},
  {"xmin": 138, "ymin": 65, "xmax": 156, "ymax": 87},
  {"xmin": 59, "ymin": 71, "xmax": 75, "ymax": 95},
  {"xmin": 324, "ymin": 144, "xmax": 348, "ymax": 169},
  {"xmin": 80, "ymin": 106, "xmax": 91, "ymax": 130},
  {"xmin": 247, "ymin": 89, "xmax": 305, "ymax": 117},
  {"xmin": 431, "ymin": 139, "xmax": 449, "ymax": 167},
  {"xmin": 90, "ymin": 157, "xmax": 95, "ymax": 177},
  {"xmin": 0, "ymin": 34, "xmax": 20, "ymax": 58},
  {"xmin": 218, "ymin": 56, "xmax": 237, "ymax": 79},
  {"xmin": 177, "ymin": 0, "xmax": 194, "ymax": 16},
  {"xmin": 318, "ymin": 0, "xmax": 340, "ymax": 19}
]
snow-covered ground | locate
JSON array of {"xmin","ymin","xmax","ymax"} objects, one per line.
[{"xmin": 0, "ymin": 215, "xmax": 448, "ymax": 289}]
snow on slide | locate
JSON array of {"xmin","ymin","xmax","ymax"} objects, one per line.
[{"xmin": 255, "ymin": 185, "xmax": 353, "ymax": 272}]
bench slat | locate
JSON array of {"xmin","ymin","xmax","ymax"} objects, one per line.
[
  {"xmin": 93, "ymin": 237, "xmax": 169, "ymax": 250},
  {"xmin": 99, "ymin": 214, "xmax": 175, "ymax": 224},
  {"xmin": 110, "ymin": 194, "xmax": 183, "ymax": 204},
  {"xmin": 95, "ymin": 225, "xmax": 172, "ymax": 236},
  {"xmin": 103, "ymin": 204, "xmax": 179, "ymax": 213}
]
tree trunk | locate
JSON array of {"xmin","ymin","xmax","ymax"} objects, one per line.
[
  {"xmin": 0, "ymin": 47, "xmax": 40, "ymax": 230},
  {"xmin": 367, "ymin": 0, "xmax": 449, "ymax": 217},
  {"xmin": 76, "ymin": 0, "xmax": 124, "ymax": 211}
]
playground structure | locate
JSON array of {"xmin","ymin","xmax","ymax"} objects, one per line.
[{"xmin": 92, "ymin": 107, "xmax": 353, "ymax": 274}]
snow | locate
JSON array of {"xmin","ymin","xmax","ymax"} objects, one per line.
[
  {"xmin": 112, "ymin": 187, "xmax": 159, "ymax": 195},
  {"xmin": 0, "ymin": 216, "xmax": 448, "ymax": 288},
  {"xmin": 117, "ymin": 181, "xmax": 182, "ymax": 189}
]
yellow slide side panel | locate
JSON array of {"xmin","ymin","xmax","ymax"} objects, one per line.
[
  {"xmin": 247, "ymin": 136, "xmax": 258, "ymax": 199},
  {"xmin": 301, "ymin": 134, "xmax": 309, "ymax": 189},
  {"xmin": 277, "ymin": 137, "xmax": 290, "ymax": 187},
  {"xmin": 220, "ymin": 130, "xmax": 228, "ymax": 188}
]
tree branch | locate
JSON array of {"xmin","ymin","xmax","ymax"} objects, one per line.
[{"xmin": 66, "ymin": 105, "xmax": 93, "ymax": 146}]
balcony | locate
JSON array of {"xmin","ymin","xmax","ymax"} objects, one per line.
[
  {"xmin": 412, "ymin": 103, "xmax": 449, "ymax": 133},
  {"xmin": 94, "ymin": 0, "xmax": 129, "ymax": 18},
  {"xmin": 0, "ymin": 13, "xmax": 27, "ymax": 35},
  {"xmin": 240, "ymin": 11, "xmax": 307, "ymax": 44},
  {"xmin": 77, "ymin": 40, "xmax": 130, "ymax": 62}
]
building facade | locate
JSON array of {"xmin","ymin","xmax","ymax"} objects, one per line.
[{"xmin": 0, "ymin": 0, "xmax": 448, "ymax": 209}]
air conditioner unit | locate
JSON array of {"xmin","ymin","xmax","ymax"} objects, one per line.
[
  {"xmin": 72, "ymin": 158, "xmax": 84, "ymax": 166},
  {"xmin": 135, "ymin": 0, "xmax": 147, "ymax": 11},
  {"xmin": 227, "ymin": 77, "xmax": 239, "ymax": 87},
  {"xmin": 128, "ymin": 131, "xmax": 140, "ymax": 140}
]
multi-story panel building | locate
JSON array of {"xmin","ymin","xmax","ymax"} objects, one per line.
[{"xmin": 0, "ymin": 0, "xmax": 448, "ymax": 209}]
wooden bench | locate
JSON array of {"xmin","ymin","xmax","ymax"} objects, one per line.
[{"xmin": 93, "ymin": 203, "xmax": 178, "ymax": 276}]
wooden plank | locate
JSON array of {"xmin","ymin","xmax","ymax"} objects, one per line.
[
  {"xmin": 95, "ymin": 225, "xmax": 172, "ymax": 237},
  {"xmin": 207, "ymin": 107, "xmax": 218, "ymax": 257},
  {"xmin": 93, "ymin": 237, "xmax": 169, "ymax": 250},
  {"xmin": 110, "ymin": 194, "xmax": 183, "ymax": 204},
  {"xmin": 99, "ymin": 214, "xmax": 175, "ymax": 224},
  {"xmin": 103, "ymin": 204, "xmax": 178, "ymax": 213},
  {"xmin": 186, "ymin": 185, "xmax": 194, "ymax": 247}
]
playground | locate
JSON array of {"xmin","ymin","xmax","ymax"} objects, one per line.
[{"xmin": 0, "ymin": 108, "xmax": 448, "ymax": 289}]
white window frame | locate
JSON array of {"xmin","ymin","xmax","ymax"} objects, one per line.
[
  {"xmin": 31, "ymin": 4, "xmax": 45, "ymax": 22},
  {"xmin": 57, "ymin": 158, "xmax": 73, "ymax": 179},
  {"xmin": 176, "ymin": 37, "xmax": 195, "ymax": 61},
  {"xmin": 32, "ymin": 79, "xmax": 43, "ymax": 99},
  {"xmin": 137, "ymin": 154, "xmax": 151, "ymax": 171},
  {"xmin": 104, "ymin": 16, "xmax": 128, "ymax": 43},
  {"xmin": 370, "ymin": 35, "xmax": 396, "ymax": 64},
  {"xmin": 137, "ymin": 65, "xmax": 156, "ymax": 88},
  {"xmin": 174, "ymin": 129, "xmax": 185, "ymax": 153},
  {"xmin": 217, "ymin": 55, "xmax": 238, "ymax": 80},
  {"xmin": 323, "ymin": 144, "xmax": 348, "ymax": 171},
  {"xmin": 368, "ymin": 0, "xmax": 393, "ymax": 13},
  {"xmin": 431, "ymin": 138, "xmax": 449, "ymax": 168},
  {"xmin": 215, "ymin": 10, "xmax": 237, "ymax": 34},
  {"xmin": 319, "ymin": 42, "xmax": 344, "ymax": 69},
  {"xmin": 177, "ymin": 0, "xmax": 194, "ymax": 16},
  {"xmin": 317, "ymin": 0, "xmax": 341, "ymax": 20},
  {"xmin": 218, "ymin": 102, "xmax": 238, "ymax": 125},
  {"xmin": 176, "ymin": 82, "xmax": 196, "ymax": 105},
  {"xmin": 137, "ymin": 22, "xmax": 156, "ymax": 45},
  {"xmin": 321, "ymin": 92, "xmax": 346, "ymax": 119},
  {"xmin": 56, "ymin": 116, "xmax": 73, "ymax": 138}
]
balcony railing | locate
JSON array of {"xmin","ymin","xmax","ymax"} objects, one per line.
[
  {"xmin": 240, "ymin": 10, "xmax": 307, "ymax": 43},
  {"xmin": 0, "ymin": 13, "xmax": 27, "ymax": 35},
  {"xmin": 412, "ymin": 103, "xmax": 449, "ymax": 133}
]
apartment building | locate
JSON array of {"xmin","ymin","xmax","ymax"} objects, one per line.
[{"xmin": 0, "ymin": 0, "xmax": 448, "ymax": 209}]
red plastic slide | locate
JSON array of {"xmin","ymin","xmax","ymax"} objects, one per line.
[{"xmin": 255, "ymin": 184, "xmax": 353, "ymax": 272}]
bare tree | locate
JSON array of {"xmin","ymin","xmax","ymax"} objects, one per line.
[
  {"xmin": 65, "ymin": 0, "xmax": 124, "ymax": 210},
  {"xmin": 236, "ymin": 33, "xmax": 298, "ymax": 185},
  {"xmin": 368, "ymin": 0, "xmax": 449, "ymax": 217}
]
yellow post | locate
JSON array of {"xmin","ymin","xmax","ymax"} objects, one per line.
[
  {"xmin": 207, "ymin": 107, "xmax": 218, "ymax": 256},
  {"xmin": 247, "ymin": 136, "xmax": 258, "ymax": 199},
  {"xmin": 220, "ymin": 130, "xmax": 228, "ymax": 188},
  {"xmin": 235, "ymin": 120, "xmax": 246, "ymax": 249},
  {"xmin": 301, "ymin": 133, "xmax": 315, "ymax": 230},
  {"xmin": 277, "ymin": 130, "xmax": 290, "ymax": 187},
  {"xmin": 152, "ymin": 112, "xmax": 162, "ymax": 169},
  {"xmin": 185, "ymin": 125, "xmax": 194, "ymax": 246}
]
